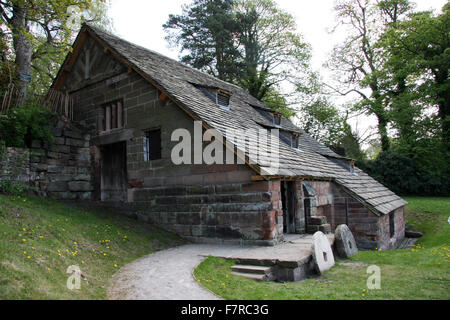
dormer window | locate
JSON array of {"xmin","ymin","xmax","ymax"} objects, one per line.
[
  {"xmin": 349, "ymin": 160, "xmax": 356, "ymax": 175},
  {"xmin": 292, "ymin": 133, "xmax": 299, "ymax": 149},
  {"xmin": 273, "ymin": 113, "xmax": 282, "ymax": 126},
  {"xmin": 195, "ymin": 85, "xmax": 232, "ymax": 110},
  {"xmin": 216, "ymin": 89, "xmax": 231, "ymax": 110}
]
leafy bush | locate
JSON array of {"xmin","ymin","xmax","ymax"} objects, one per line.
[
  {"xmin": 0, "ymin": 104, "xmax": 54, "ymax": 148},
  {"xmin": 358, "ymin": 151, "xmax": 450, "ymax": 196}
]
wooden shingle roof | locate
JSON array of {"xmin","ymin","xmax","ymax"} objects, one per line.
[{"xmin": 59, "ymin": 24, "xmax": 407, "ymax": 215}]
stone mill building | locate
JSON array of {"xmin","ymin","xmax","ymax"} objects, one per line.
[{"xmin": 43, "ymin": 24, "xmax": 407, "ymax": 250}]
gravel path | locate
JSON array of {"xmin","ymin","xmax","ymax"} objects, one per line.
[
  {"xmin": 107, "ymin": 244, "xmax": 245, "ymax": 300},
  {"xmin": 107, "ymin": 237, "xmax": 322, "ymax": 300}
]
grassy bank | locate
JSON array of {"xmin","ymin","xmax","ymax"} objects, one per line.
[
  {"xmin": 194, "ymin": 197, "xmax": 450, "ymax": 300},
  {"xmin": 0, "ymin": 195, "xmax": 184, "ymax": 299}
]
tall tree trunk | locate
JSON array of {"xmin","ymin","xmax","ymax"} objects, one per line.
[
  {"xmin": 377, "ymin": 114, "xmax": 390, "ymax": 152},
  {"xmin": 11, "ymin": 5, "xmax": 32, "ymax": 103}
]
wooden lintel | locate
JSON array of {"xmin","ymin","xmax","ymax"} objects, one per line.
[{"xmin": 251, "ymin": 175, "xmax": 265, "ymax": 181}]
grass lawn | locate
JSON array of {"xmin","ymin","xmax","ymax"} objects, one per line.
[
  {"xmin": 194, "ymin": 197, "xmax": 450, "ymax": 300},
  {"xmin": 0, "ymin": 194, "xmax": 184, "ymax": 299}
]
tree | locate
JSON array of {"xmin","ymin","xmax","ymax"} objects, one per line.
[
  {"xmin": 0, "ymin": 0, "xmax": 111, "ymax": 98},
  {"xmin": 296, "ymin": 95, "xmax": 345, "ymax": 146},
  {"xmin": 163, "ymin": 0, "xmax": 311, "ymax": 110},
  {"xmin": 163, "ymin": 0, "xmax": 239, "ymax": 82},
  {"xmin": 0, "ymin": 28, "xmax": 14, "ymax": 91},
  {"xmin": 381, "ymin": 3, "xmax": 450, "ymax": 150},
  {"xmin": 232, "ymin": 0, "xmax": 310, "ymax": 101},
  {"xmin": 327, "ymin": 0, "xmax": 413, "ymax": 152}
]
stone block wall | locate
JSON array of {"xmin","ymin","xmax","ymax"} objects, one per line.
[
  {"xmin": 127, "ymin": 178, "xmax": 283, "ymax": 246},
  {"xmin": 0, "ymin": 118, "xmax": 93, "ymax": 200},
  {"xmin": 377, "ymin": 207, "xmax": 405, "ymax": 249},
  {"xmin": 0, "ymin": 147, "xmax": 30, "ymax": 185},
  {"xmin": 297, "ymin": 180, "xmax": 405, "ymax": 250},
  {"xmin": 68, "ymin": 66, "xmax": 287, "ymax": 245}
]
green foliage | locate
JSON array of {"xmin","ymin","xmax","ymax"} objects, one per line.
[
  {"xmin": 0, "ymin": 179, "xmax": 29, "ymax": 196},
  {"xmin": 1, "ymin": 0, "xmax": 112, "ymax": 94},
  {"xmin": 233, "ymin": 0, "xmax": 311, "ymax": 101},
  {"xmin": 0, "ymin": 31, "xmax": 15, "ymax": 92},
  {"xmin": 332, "ymin": 121, "xmax": 366, "ymax": 161},
  {"xmin": 297, "ymin": 97, "xmax": 344, "ymax": 146},
  {"xmin": 260, "ymin": 87, "xmax": 294, "ymax": 119},
  {"xmin": 359, "ymin": 151, "xmax": 450, "ymax": 196},
  {"xmin": 380, "ymin": 3, "xmax": 450, "ymax": 150},
  {"xmin": 0, "ymin": 104, "xmax": 54, "ymax": 148},
  {"xmin": 163, "ymin": 0, "xmax": 311, "ymax": 112},
  {"xmin": 163, "ymin": 0, "xmax": 239, "ymax": 82}
]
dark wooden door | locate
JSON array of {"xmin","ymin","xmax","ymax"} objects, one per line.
[
  {"xmin": 101, "ymin": 142, "xmax": 127, "ymax": 201},
  {"xmin": 281, "ymin": 181, "xmax": 296, "ymax": 234}
]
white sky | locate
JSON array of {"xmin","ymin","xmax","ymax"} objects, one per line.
[{"xmin": 109, "ymin": 0, "xmax": 447, "ymax": 144}]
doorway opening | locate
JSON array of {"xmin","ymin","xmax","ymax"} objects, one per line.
[
  {"xmin": 281, "ymin": 181, "xmax": 296, "ymax": 234},
  {"xmin": 100, "ymin": 142, "xmax": 127, "ymax": 201}
]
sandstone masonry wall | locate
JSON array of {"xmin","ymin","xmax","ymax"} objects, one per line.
[{"xmin": 0, "ymin": 118, "xmax": 93, "ymax": 200}]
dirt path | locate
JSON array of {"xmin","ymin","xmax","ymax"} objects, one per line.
[
  {"xmin": 107, "ymin": 244, "xmax": 243, "ymax": 300},
  {"xmin": 107, "ymin": 236, "xmax": 321, "ymax": 300}
]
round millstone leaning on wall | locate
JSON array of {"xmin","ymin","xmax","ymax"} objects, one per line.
[
  {"xmin": 312, "ymin": 231, "xmax": 335, "ymax": 275},
  {"xmin": 334, "ymin": 224, "xmax": 358, "ymax": 258}
]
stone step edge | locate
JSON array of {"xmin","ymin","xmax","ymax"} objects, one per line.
[
  {"xmin": 231, "ymin": 265, "xmax": 272, "ymax": 275},
  {"xmin": 230, "ymin": 271, "xmax": 266, "ymax": 281}
]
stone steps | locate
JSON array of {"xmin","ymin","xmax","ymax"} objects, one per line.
[
  {"xmin": 231, "ymin": 264, "xmax": 274, "ymax": 281},
  {"xmin": 230, "ymin": 272, "xmax": 267, "ymax": 281},
  {"xmin": 231, "ymin": 265, "xmax": 272, "ymax": 274},
  {"xmin": 397, "ymin": 237, "xmax": 419, "ymax": 249},
  {"xmin": 306, "ymin": 215, "xmax": 331, "ymax": 234}
]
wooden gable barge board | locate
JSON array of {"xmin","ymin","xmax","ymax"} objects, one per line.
[
  {"xmin": 50, "ymin": 29, "xmax": 89, "ymax": 93},
  {"xmin": 258, "ymin": 175, "xmax": 335, "ymax": 182},
  {"xmin": 56, "ymin": 25, "xmax": 264, "ymax": 177}
]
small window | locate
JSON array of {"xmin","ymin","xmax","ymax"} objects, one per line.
[
  {"xmin": 216, "ymin": 90, "xmax": 231, "ymax": 109},
  {"xmin": 349, "ymin": 160, "xmax": 356, "ymax": 174},
  {"xmin": 292, "ymin": 134, "xmax": 299, "ymax": 149},
  {"xmin": 389, "ymin": 212, "xmax": 395, "ymax": 238},
  {"xmin": 273, "ymin": 113, "xmax": 282, "ymax": 126},
  {"xmin": 98, "ymin": 100, "xmax": 123, "ymax": 133},
  {"xmin": 143, "ymin": 129, "xmax": 161, "ymax": 162}
]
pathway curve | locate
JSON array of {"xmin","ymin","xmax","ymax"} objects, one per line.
[
  {"xmin": 107, "ymin": 244, "xmax": 246, "ymax": 300},
  {"xmin": 107, "ymin": 236, "xmax": 325, "ymax": 300}
]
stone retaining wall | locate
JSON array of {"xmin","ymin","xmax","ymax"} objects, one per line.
[
  {"xmin": 0, "ymin": 117, "xmax": 93, "ymax": 200},
  {"xmin": 127, "ymin": 180, "xmax": 283, "ymax": 246}
]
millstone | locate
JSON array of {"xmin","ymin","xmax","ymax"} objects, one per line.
[
  {"xmin": 334, "ymin": 224, "xmax": 358, "ymax": 258},
  {"xmin": 311, "ymin": 231, "xmax": 335, "ymax": 274}
]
